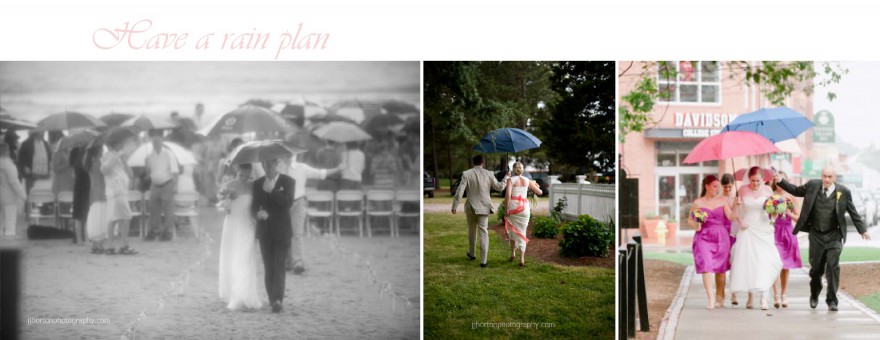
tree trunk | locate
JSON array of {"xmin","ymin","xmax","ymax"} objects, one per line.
[{"xmin": 430, "ymin": 118, "xmax": 440, "ymax": 190}]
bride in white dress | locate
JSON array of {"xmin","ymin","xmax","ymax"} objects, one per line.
[
  {"xmin": 504, "ymin": 162, "xmax": 543, "ymax": 267},
  {"xmin": 218, "ymin": 163, "xmax": 263, "ymax": 311},
  {"xmin": 729, "ymin": 167, "xmax": 783, "ymax": 310}
]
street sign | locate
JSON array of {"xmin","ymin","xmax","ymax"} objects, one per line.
[{"xmin": 813, "ymin": 110, "xmax": 835, "ymax": 143}]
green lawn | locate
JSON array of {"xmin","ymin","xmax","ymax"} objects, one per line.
[
  {"xmin": 424, "ymin": 213, "xmax": 615, "ymax": 339},
  {"xmin": 644, "ymin": 247, "xmax": 880, "ymax": 266},
  {"xmin": 860, "ymin": 293, "xmax": 880, "ymax": 313}
]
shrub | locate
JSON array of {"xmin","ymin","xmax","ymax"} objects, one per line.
[
  {"xmin": 550, "ymin": 196, "xmax": 568, "ymax": 224},
  {"xmin": 559, "ymin": 214, "xmax": 613, "ymax": 258},
  {"xmin": 532, "ymin": 216, "xmax": 560, "ymax": 238}
]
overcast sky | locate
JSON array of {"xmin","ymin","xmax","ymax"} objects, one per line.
[{"xmin": 814, "ymin": 61, "xmax": 879, "ymax": 149}]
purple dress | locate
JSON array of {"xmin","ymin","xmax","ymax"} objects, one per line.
[
  {"xmin": 692, "ymin": 206, "xmax": 732, "ymax": 274},
  {"xmin": 773, "ymin": 214, "xmax": 802, "ymax": 269}
]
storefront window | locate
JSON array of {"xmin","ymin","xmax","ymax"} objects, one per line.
[
  {"xmin": 657, "ymin": 61, "xmax": 721, "ymax": 104},
  {"xmin": 658, "ymin": 175, "xmax": 675, "ymax": 218},
  {"xmin": 657, "ymin": 153, "xmax": 676, "ymax": 167}
]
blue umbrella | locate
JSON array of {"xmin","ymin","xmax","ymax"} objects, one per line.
[
  {"xmin": 473, "ymin": 128, "xmax": 542, "ymax": 153},
  {"xmin": 722, "ymin": 107, "xmax": 814, "ymax": 143}
]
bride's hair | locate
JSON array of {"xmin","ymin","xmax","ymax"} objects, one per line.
[
  {"xmin": 700, "ymin": 175, "xmax": 719, "ymax": 198},
  {"xmin": 747, "ymin": 166, "xmax": 762, "ymax": 179},
  {"xmin": 512, "ymin": 162, "xmax": 524, "ymax": 176}
]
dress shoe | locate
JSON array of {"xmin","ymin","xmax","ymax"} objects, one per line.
[
  {"xmin": 829, "ymin": 304, "xmax": 838, "ymax": 312},
  {"xmin": 467, "ymin": 253, "xmax": 476, "ymax": 261},
  {"xmin": 271, "ymin": 302, "xmax": 282, "ymax": 313},
  {"xmin": 810, "ymin": 295, "xmax": 818, "ymax": 309},
  {"xmin": 480, "ymin": 263, "xmax": 487, "ymax": 268}
]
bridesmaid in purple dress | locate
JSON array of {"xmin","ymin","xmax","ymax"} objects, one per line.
[
  {"xmin": 720, "ymin": 173, "xmax": 742, "ymax": 306},
  {"xmin": 689, "ymin": 175, "xmax": 740, "ymax": 309},
  {"xmin": 770, "ymin": 171, "xmax": 802, "ymax": 308}
]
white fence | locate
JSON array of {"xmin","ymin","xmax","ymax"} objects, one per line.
[{"xmin": 548, "ymin": 183, "xmax": 616, "ymax": 223}]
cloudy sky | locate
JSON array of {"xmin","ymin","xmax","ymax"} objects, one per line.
[{"xmin": 814, "ymin": 61, "xmax": 879, "ymax": 149}]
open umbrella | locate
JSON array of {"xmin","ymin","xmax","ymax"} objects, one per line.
[
  {"xmin": 285, "ymin": 130, "xmax": 325, "ymax": 150},
  {"xmin": 473, "ymin": 128, "xmax": 542, "ymax": 153},
  {"xmin": 127, "ymin": 141, "xmax": 199, "ymax": 167},
  {"xmin": 403, "ymin": 116, "xmax": 419, "ymax": 135},
  {"xmin": 313, "ymin": 121, "xmax": 372, "ymax": 143},
  {"xmin": 733, "ymin": 167, "xmax": 775, "ymax": 181},
  {"xmin": 361, "ymin": 113, "xmax": 405, "ymax": 136},
  {"xmin": 308, "ymin": 113, "xmax": 357, "ymax": 125},
  {"xmin": 122, "ymin": 114, "xmax": 176, "ymax": 131},
  {"xmin": 722, "ymin": 107, "xmax": 814, "ymax": 143},
  {"xmin": 229, "ymin": 140, "xmax": 305, "ymax": 165},
  {"xmin": 37, "ymin": 111, "xmax": 106, "ymax": 131},
  {"xmin": 330, "ymin": 99, "xmax": 383, "ymax": 124},
  {"xmin": 100, "ymin": 113, "xmax": 135, "ymax": 127},
  {"xmin": 0, "ymin": 114, "xmax": 38, "ymax": 130},
  {"xmin": 381, "ymin": 100, "xmax": 419, "ymax": 114},
  {"xmin": 682, "ymin": 131, "xmax": 779, "ymax": 164},
  {"xmin": 200, "ymin": 105, "xmax": 292, "ymax": 138},
  {"xmin": 91, "ymin": 126, "xmax": 137, "ymax": 148}
]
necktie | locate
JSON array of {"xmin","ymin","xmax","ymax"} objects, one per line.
[{"xmin": 823, "ymin": 188, "xmax": 827, "ymax": 197}]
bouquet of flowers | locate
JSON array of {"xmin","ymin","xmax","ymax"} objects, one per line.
[
  {"xmin": 216, "ymin": 182, "xmax": 239, "ymax": 211},
  {"xmin": 691, "ymin": 209, "xmax": 708, "ymax": 225},
  {"xmin": 764, "ymin": 195, "xmax": 787, "ymax": 222}
]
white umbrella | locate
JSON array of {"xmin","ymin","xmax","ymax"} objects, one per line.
[
  {"xmin": 775, "ymin": 139, "xmax": 802, "ymax": 155},
  {"xmin": 127, "ymin": 141, "xmax": 198, "ymax": 167}
]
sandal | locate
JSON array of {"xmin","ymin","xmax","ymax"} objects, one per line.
[{"xmin": 119, "ymin": 246, "xmax": 138, "ymax": 255}]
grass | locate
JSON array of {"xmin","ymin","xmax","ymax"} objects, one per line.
[
  {"xmin": 860, "ymin": 292, "xmax": 880, "ymax": 313},
  {"xmin": 644, "ymin": 247, "xmax": 880, "ymax": 267},
  {"xmin": 423, "ymin": 213, "xmax": 615, "ymax": 339}
]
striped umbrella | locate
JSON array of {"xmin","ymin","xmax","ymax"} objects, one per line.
[{"xmin": 37, "ymin": 111, "xmax": 106, "ymax": 131}]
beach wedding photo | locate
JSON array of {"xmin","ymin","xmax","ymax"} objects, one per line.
[
  {"xmin": 423, "ymin": 61, "xmax": 617, "ymax": 338},
  {"xmin": 617, "ymin": 61, "xmax": 880, "ymax": 339},
  {"xmin": 0, "ymin": 61, "xmax": 421, "ymax": 339}
]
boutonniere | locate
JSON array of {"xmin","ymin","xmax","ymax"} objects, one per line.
[{"xmin": 836, "ymin": 191, "xmax": 841, "ymax": 202}]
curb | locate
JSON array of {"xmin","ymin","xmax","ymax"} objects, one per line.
[{"xmin": 657, "ymin": 265, "xmax": 693, "ymax": 340}]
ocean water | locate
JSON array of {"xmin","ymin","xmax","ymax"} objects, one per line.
[{"xmin": 0, "ymin": 61, "xmax": 420, "ymax": 125}]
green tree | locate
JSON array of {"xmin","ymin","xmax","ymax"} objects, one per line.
[{"xmin": 618, "ymin": 61, "xmax": 848, "ymax": 143}]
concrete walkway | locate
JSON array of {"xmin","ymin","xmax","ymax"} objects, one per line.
[{"xmin": 663, "ymin": 267, "xmax": 880, "ymax": 340}]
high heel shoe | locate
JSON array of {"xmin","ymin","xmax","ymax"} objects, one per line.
[
  {"xmin": 746, "ymin": 294, "xmax": 754, "ymax": 309},
  {"xmin": 773, "ymin": 294, "xmax": 781, "ymax": 309},
  {"xmin": 781, "ymin": 295, "xmax": 788, "ymax": 308},
  {"xmin": 731, "ymin": 293, "xmax": 739, "ymax": 306},
  {"xmin": 761, "ymin": 295, "xmax": 769, "ymax": 311}
]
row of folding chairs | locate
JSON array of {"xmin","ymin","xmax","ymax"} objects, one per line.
[
  {"xmin": 27, "ymin": 189, "xmax": 200, "ymax": 239},
  {"xmin": 305, "ymin": 189, "xmax": 420, "ymax": 237}
]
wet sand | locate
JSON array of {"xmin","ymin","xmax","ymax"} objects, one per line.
[{"xmin": 9, "ymin": 207, "xmax": 419, "ymax": 339}]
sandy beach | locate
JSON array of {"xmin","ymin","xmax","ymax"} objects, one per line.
[{"xmin": 5, "ymin": 207, "xmax": 419, "ymax": 339}]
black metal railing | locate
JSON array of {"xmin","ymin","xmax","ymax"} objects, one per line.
[{"xmin": 618, "ymin": 233, "xmax": 649, "ymax": 339}]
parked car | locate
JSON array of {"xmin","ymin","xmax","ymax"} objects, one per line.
[
  {"xmin": 847, "ymin": 189, "xmax": 876, "ymax": 227},
  {"xmin": 872, "ymin": 190, "xmax": 880, "ymax": 224},
  {"xmin": 423, "ymin": 171, "xmax": 436, "ymax": 198}
]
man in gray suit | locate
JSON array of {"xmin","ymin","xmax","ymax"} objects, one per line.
[
  {"xmin": 774, "ymin": 166, "xmax": 871, "ymax": 311},
  {"xmin": 452, "ymin": 155, "xmax": 508, "ymax": 267}
]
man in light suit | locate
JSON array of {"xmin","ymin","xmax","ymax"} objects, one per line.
[
  {"xmin": 452, "ymin": 155, "xmax": 508, "ymax": 267},
  {"xmin": 774, "ymin": 166, "xmax": 871, "ymax": 311}
]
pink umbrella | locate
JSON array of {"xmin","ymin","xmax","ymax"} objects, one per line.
[
  {"xmin": 682, "ymin": 131, "xmax": 779, "ymax": 164},
  {"xmin": 734, "ymin": 167, "xmax": 774, "ymax": 181}
]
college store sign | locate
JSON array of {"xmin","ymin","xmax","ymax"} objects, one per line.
[
  {"xmin": 675, "ymin": 112, "xmax": 737, "ymax": 138},
  {"xmin": 813, "ymin": 110, "xmax": 835, "ymax": 143}
]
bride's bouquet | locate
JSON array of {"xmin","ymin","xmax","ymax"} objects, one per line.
[
  {"xmin": 763, "ymin": 195, "xmax": 787, "ymax": 223},
  {"xmin": 691, "ymin": 209, "xmax": 708, "ymax": 225},
  {"xmin": 217, "ymin": 182, "xmax": 239, "ymax": 211}
]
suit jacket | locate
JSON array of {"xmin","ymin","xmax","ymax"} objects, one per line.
[
  {"xmin": 17, "ymin": 136, "xmax": 52, "ymax": 179},
  {"xmin": 777, "ymin": 179, "xmax": 866, "ymax": 243},
  {"xmin": 251, "ymin": 174, "xmax": 295, "ymax": 240},
  {"xmin": 452, "ymin": 166, "xmax": 507, "ymax": 215}
]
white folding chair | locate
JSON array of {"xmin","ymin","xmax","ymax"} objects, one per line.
[
  {"xmin": 305, "ymin": 191, "xmax": 334, "ymax": 235},
  {"xmin": 365, "ymin": 190, "xmax": 395, "ymax": 237},
  {"xmin": 28, "ymin": 190, "xmax": 56, "ymax": 227},
  {"xmin": 335, "ymin": 190, "xmax": 364, "ymax": 237},
  {"xmin": 57, "ymin": 191, "xmax": 74, "ymax": 231},
  {"xmin": 128, "ymin": 190, "xmax": 145, "ymax": 238},
  {"xmin": 174, "ymin": 191, "xmax": 200, "ymax": 239},
  {"xmin": 393, "ymin": 190, "xmax": 420, "ymax": 237}
]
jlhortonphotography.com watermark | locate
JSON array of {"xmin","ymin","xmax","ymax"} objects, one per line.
[
  {"xmin": 27, "ymin": 317, "xmax": 111, "ymax": 326},
  {"xmin": 471, "ymin": 321, "xmax": 555, "ymax": 330}
]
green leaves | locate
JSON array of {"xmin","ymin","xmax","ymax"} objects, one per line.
[{"xmin": 559, "ymin": 214, "xmax": 613, "ymax": 258}]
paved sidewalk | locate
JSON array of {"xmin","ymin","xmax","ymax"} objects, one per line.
[{"xmin": 668, "ymin": 268, "xmax": 880, "ymax": 339}]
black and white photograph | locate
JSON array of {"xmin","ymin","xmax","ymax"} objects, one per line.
[{"xmin": 0, "ymin": 61, "xmax": 420, "ymax": 339}]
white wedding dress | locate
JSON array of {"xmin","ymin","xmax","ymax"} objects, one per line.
[
  {"xmin": 505, "ymin": 179, "xmax": 531, "ymax": 252},
  {"xmin": 729, "ymin": 195, "xmax": 783, "ymax": 293},
  {"xmin": 218, "ymin": 193, "xmax": 263, "ymax": 310}
]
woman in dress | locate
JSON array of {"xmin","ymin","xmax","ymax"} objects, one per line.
[
  {"xmin": 504, "ymin": 162, "xmax": 543, "ymax": 267},
  {"xmin": 770, "ymin": 171, "xmax": 802, "ymax": 308},
  {"xmin": 70, "ymin": 146, "xmax": 90, "ymax": 244},
  {"xmin": 688, "ymin": 175, "xmax": 739, "ymax": 309},
  {"xmin": 729, "ymin": 167, "xmax": 784, "ymax": 310},
  {"xmin": 101, "ymin": 135, "xmax": 137, "ymax": 255},
  {"xmin": 0, "ymin": 143, "xmax": 27, "ymax": 238},
  {"xmin": 719, "ymin": 173, "xmax": 742, "ymax": 306},
  {"xmin": 86, "ymin": 145, "xmax": 110, "ymax": 253},
  {"xmin": 218, "ymin": 163, "xmax": 262, "ymax": 310}
]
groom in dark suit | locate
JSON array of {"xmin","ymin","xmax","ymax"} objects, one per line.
[
  {"xmin": 251, "ymin": 158, "xmax": 295, "ymax": 313},
  {"xmin": 775, "ymin": 166, "xmax": 871, "ymax": 311}
]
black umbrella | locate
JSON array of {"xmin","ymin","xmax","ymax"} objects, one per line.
[
  {"xmin": 37, "ymin": 111, "xmax": 106, "ymax": 131},
  {"xmin": 100, "ymin": 113, "xmax": 135, "ymax": 127},
  {"xmin": 361, "ymin": 113, "xmax": 405, "ymax": 136}
]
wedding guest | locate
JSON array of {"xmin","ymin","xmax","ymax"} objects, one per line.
[
  {"xmin": 70, "ymin": 146, "xmax": 90, "ymax": 244},
  {"xmin": 52, "ymin": 137, "xmax": 76, "ymax": 196},
  {"xmin": 145, "ymin": 132, "xmax": 179, "ymax": 242},
  {"xmin": 369, "ymin": 140, "xmax": 400, "ymax": 189},
  {"xmin": 339, "ymin": 141, "xmax": 364, "ymax": 190},
  {"xmin": 688, "ymin": 175, "xmax": 739, "ymax": 309},
  {"xmin": 719, "ymin": 173, "xmax": 741, "ymax": 305},
  {"xmin": 771, "ymin": 171, "xmax": 802, "ymax": 308},
  {"xmin": 101, "ymin": 133, "xmax": 137, "ymax": 255},
  {"xmin": 0, "ymin": 143, "xmax": 27, "ymax": 238},
  {"xmin": 18, "ymin": 131, "xmax": 52, "ymax": 194},
  {"xmin": 3, "ymin": 132, "xmax": 19, "ymax": 165},
  {"xmin": 86, "ymin": 145, "xmax": 110, "ymax": 254}
]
